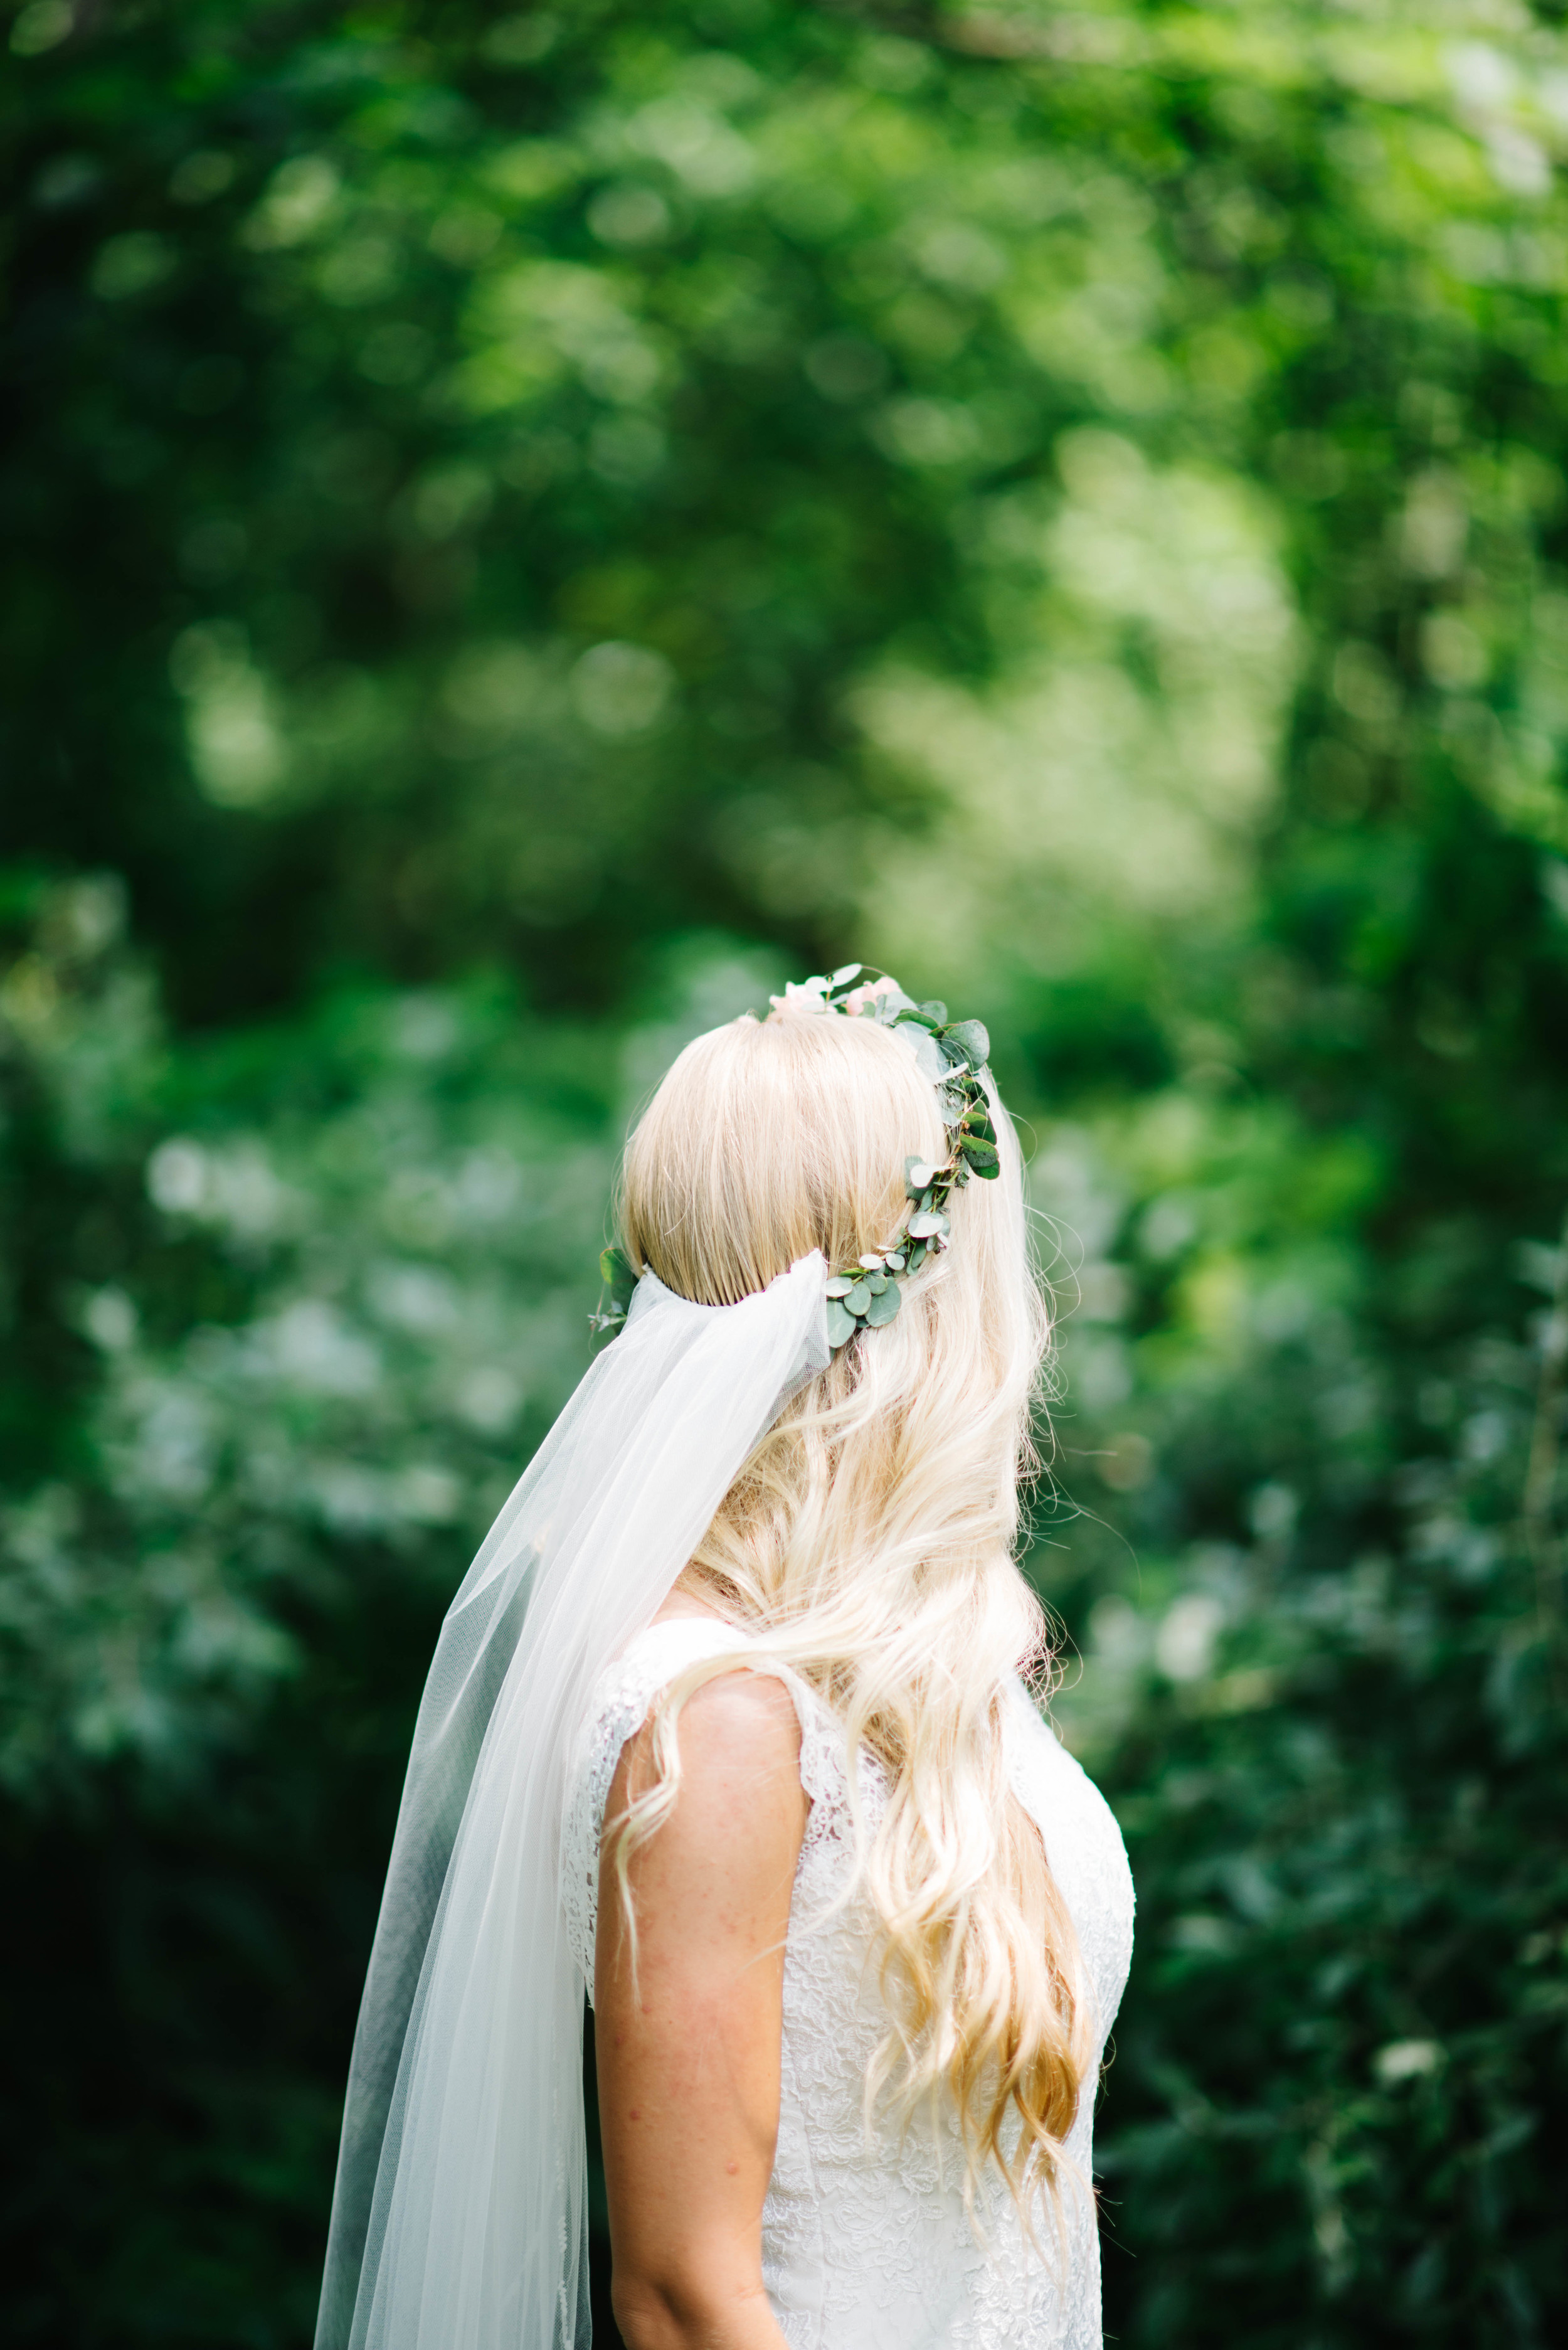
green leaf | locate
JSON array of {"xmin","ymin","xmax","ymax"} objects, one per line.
[
  {"xmin": 825, "ymin": 1297, "xmax": 857, "ymax": 1349},
  {"xmin": 865, "ymin": 1282, "xmax": 902, "ymax": 1326},
  {"xmin": 893, "ymin": 1006, "xmax": 940, "ymax": 1032},
  {"xmin": 960, "ymin": 1137, "xmax": 1000, "ymax": 1174},
  {"xmin": 944, "ymin": 1018, "xmax": 990, "ymax": 1066},
  {"xmin": 917, "ymin": 1000, "xmax": 948, "ymax": 1026},
  {"xmin": 908, "ymin": 1210, "xmax": 945, "ymax": 1238},
  {"xmin": 600, "ymin": 1246, "xmax": 638, "ymax": 1308},
  {"xmin": 866, "ymin": 1270, "xmax": 887, "ymax": 1293},
  {"xmin": 845, "ymin": 1279, "xmax": 872, "ymax": 1315},
  {"xmin": 831, "ymin": 962, "xmax": 862, "ymax": 984},
  {"xmin": 825, "ymin": 1275, "xmax": 854, "ymax": 1297},
  {"xmin": 905, "ymin": 1155, "xmax": 938, "ymax": 1195}
]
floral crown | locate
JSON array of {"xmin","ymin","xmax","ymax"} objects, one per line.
[{"xmin": 593, "ymin": 965, "xmax": 999, "ymax": 1351}]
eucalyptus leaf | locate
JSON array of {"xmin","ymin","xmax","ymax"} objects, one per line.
[
  {"xmin": 918, "ymin": 1001, "xmax": 948, "ymax": 1026},
  {"xmin": 857, "ymin": 1252, "xmax": 886, "ymax": 1270},
  {"xmin": 825, "ymin": 1298, "xmax": 857, "ymax": 1349},
  {"xmin": 832, "ymin": 962, "xmax": 862, "ymax": 984},
  {"xmin": 906, "ymin": 1157, "xmax": 938, "ymax": 1193},
  {"xmin": 865, "ymin": 1283, "xmax": 901, "ymax": 1326},
  {"xmin": 866, "ymin": 1270, "xmax": 887, "ymax": 1294},
  {"xmin": 825, "ymin": 1275, "xmax": 854, "ymax": 1297},
  {"xmin": 845, "ymin": 1280, "xmax": 872, "ymax": 1314},
  {"xmin": 908, "ymin": 1210, "xmax": 945, "ymax": 1238},
  {"xmin": 945, "ymin": 1019, "xmax": 990, "ymax": 1066},
  {"xmin": 906, "ymin": 1025, "xmax": 951, "ymax": 1086},
  {"xmin": 600, "ymin": 1246, "xmax": 638, "ymax": 1309}
]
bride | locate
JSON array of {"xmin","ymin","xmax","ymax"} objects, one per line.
[{"xmin": 315, "ymin": 971, "xmax": 1133, "ymax": 2350}]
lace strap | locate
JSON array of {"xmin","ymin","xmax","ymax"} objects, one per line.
[{"xmin": 561, "ymin": 1617, "xmax": 853, "ymax": 1995}]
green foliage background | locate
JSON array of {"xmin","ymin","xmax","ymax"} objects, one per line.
[{"xmin": 3, "ymin": 1, "xmax": 1567, "ymax": 2342}]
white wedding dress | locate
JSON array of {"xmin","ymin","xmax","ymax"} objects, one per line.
[{"xmin": 563, "ymin": 1617, "xmax": 1135, "ymax": 2350}]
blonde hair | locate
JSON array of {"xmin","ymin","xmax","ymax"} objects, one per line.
[{"xmin": 610, "ymin": 1002, "xmax": 1092, "ymax": 2218}]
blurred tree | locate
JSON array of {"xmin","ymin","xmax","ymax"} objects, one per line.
[{"xmin": 1, "ymin": 2, "xmax": 1567, "ymax": 2345}]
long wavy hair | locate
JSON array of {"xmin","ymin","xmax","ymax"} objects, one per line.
[{"xmin": 607, "ymin": 997, "xmax": 1092, "ymax": 2219}]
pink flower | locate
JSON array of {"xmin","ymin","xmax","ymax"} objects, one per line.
[
  {"xmin": 768, "ymin": 976, "xmax": 833, "ymax": 1016},
  {"xmin": 842, "ymin": 975, "xmax": 901, "ymax": 1018}
]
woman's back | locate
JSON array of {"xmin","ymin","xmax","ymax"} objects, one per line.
[
  {"xmin": 317, "ymin": 977, "xmax": 1136, "ymax": 2350},
  {"xmin": 565, "ymin": 1617, "xmax": 1135, "ymax": 2350}
]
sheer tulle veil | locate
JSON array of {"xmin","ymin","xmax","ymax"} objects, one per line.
[{"xmin": 314, "ymin": 1255, "xmax": 830, "ymax": 2350}]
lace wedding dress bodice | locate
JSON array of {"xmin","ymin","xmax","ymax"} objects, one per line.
[{"xmin": 562, "ymin": 1618, "xmax": 1135, "ymax": 2350}]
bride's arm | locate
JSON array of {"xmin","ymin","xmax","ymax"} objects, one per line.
[{"xmin": 595, "ymin": 1669, "xmax": 808, "ymax": 2350}]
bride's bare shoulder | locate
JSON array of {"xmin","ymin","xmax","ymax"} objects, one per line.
[{"xmin": 621, "ymin": 1585, "xmax": 803, "ymax": 1805}]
